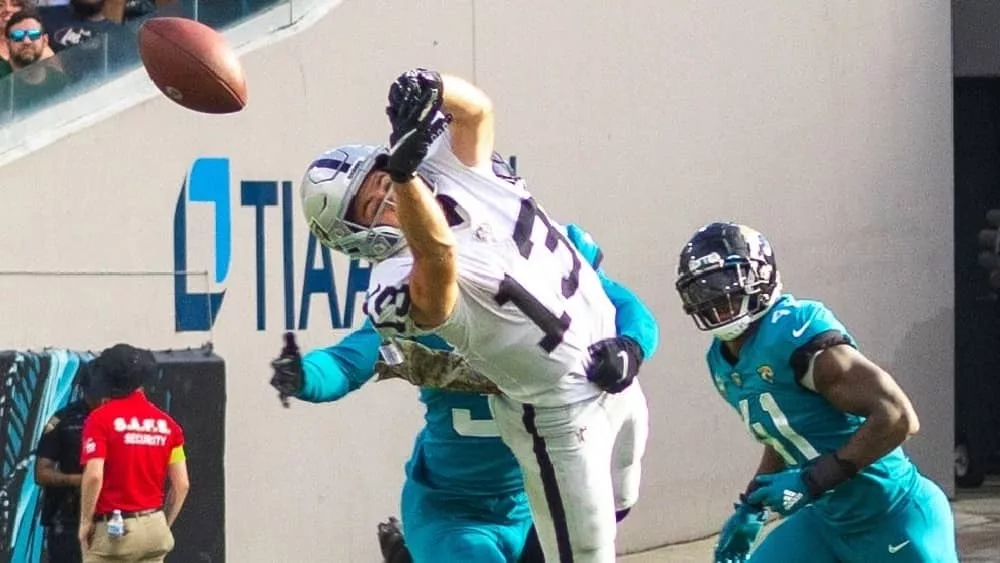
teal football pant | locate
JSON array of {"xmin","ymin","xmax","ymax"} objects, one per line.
[
  {"xmin": 400, "ymin": 475, "xmax": 533, "ymax": 563},
  {"xmin": 750, "ymin": 476, "xmax": 957, "ymax": 563}
]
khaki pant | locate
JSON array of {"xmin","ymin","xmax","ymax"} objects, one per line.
[{"xmin": 84, "ymin": 511, "xmax": 175, "ymax": 563}]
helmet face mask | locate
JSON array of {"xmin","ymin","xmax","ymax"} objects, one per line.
[
  {"xmin": 299, "ymin": 145, "xmax": 408, "ymax": 262},
  {"xmin": 675, "ymin": 223, "xmax": 781, "ymax": 341}
]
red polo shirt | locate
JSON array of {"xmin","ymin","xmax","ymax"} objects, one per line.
[{"xmin": 80, "ymin": 390, "xmax": 185, "ymax": 514}]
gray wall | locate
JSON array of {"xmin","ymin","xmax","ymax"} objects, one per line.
[{"xmin": 0, "ymin": 1, "xmax": 953, "ymax": 560}]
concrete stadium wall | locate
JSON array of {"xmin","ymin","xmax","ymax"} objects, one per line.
[{"xmin": 0, "ymin": 1, "xmax": 953, "ymax": 560}]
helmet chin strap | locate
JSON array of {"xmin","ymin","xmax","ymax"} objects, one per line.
[
  {"xmin": 710, "ymin": 286, "xmax": 784, "ymax": 342},
  {"xmin": 712, "ymin": 316, "xmax": 752, "ymax": 341}
]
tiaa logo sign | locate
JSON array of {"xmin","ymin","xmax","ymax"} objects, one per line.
[{"xmin": 172, "ymin": 157, "xmax": 370, "ymax": 332}]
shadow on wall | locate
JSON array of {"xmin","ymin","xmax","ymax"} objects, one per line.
[
  {"xmin": 0, "ymin": 346, "xmax": 227, "ymax": 563},
  {"xmin": 887, "ymin": 307, "xmax": 954, "ymax": 495}
]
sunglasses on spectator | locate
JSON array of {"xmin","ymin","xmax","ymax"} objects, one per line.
[{"xmin": 8, "ymin": 29, "xmax": 42, "ymax": 42}]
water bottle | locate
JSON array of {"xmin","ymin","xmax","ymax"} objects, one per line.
[{"xmin": 107, "ymin": 510, "xmax": 125, "ymax": 538}]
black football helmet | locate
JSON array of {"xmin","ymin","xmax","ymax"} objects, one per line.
[{"xmin": 675, "ymin": 222, "xmax": 782, "ymax": 341}]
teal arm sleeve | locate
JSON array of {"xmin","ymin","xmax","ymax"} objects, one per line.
[
  {"xmin": 297, "ymin": 320, "xmax": 383, "ymax": 403},
  {"xmin": 599, "ymin": 272, "xmax": 660, "ymax": 361},
  {"xmin": 564, "ymin": 223, "xmax": 659, "ymax": 361}
]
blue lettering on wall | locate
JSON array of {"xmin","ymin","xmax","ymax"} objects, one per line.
[
  {"xmin": 173, "ymin": 157, "xmax": 371, "ymax": 333},
  {"xmin": 240, "ymin": 181, "xmax": 278, "ymax": 331},
  {"xmin": 281, "ymin": 181, "xmax": 295, "ymax": 330},
  {"xmin": 298, "ymin": 233, "xmax": 339, "ymax": 329},
  {"xmin": 173, "ymin": 158, "xmax": 230, "ymax": 332}
]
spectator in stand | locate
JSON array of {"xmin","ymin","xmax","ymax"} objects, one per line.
[
  {"xmin": 0, "ymin": 0, "xmax": 23, "ymax": 75},
  {"xmin": 1, "ymin": 0, "xmax": 55, "ymax": 78},
  {"xmin": 41, "ymin": 0, "xmax": 114, "ymax": 54},
  {"xmin": 3, "ymin": 10, "xmax": 70, "ymax": 109}
]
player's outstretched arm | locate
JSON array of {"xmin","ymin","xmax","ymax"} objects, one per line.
[
  {"xmin": 392, "ymin": 175, "xmax": 459, "ymax": 329},
  {"xmin": 297, "ymin": 321, "xmax": 385, "ymax": 403},
  {"xmin": 806, "ymin": 345, "xmax": 920, "ymax": 482},
  {"xmin": 383, "ymin": 72, "xmax": 459, "ymax": 329},
  {"xmin": 439, "ymin": 73, "xmax": 494, "ymax": 169}
]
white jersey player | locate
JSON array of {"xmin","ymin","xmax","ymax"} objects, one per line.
[{"xmin": 298, "ymin": 69, "xmax": 651, "ymax": 563}]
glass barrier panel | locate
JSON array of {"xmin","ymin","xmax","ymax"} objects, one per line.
[{"xmin": 0, "ymin": 0, "xmax": 289, "ymax": 129}]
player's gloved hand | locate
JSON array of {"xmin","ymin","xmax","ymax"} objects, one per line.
[
  {"xmin": 745, "ymin": 468, "xmax": 813, "ymax": 517},
  {"xmin": 386, "ymin": 68, "xmax": 444, "ymax": 145},
  {"xmin": 377, "ymin": 516, "xmax": 413, "ymax": 563},
  {"xmin": 746, "ymin": 452, "xmax": 859, "ymax": 517},
  {"xmin": 585, "ymin": 336, "xmax": 643, "ymax": 393},
  {"xmin": 269, "ymin": 332, "xmax": 303, "ymax": 408},
  {"xmin": 713, "ymin": 497, "xmax": 766, "ymax": 562},
  {"xmin": 384, "ymin": 86, "xmax": 451, "ymax": 183}
]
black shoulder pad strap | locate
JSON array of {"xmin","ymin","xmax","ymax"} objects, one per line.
[{"xmin": 790, "ymin": 330, "xmax": 854, "ymax": 382}]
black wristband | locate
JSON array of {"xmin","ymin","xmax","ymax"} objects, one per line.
[
  {"xmin": 622, "ymin": 335, "xmax": 645, "ymax": 364},
  {"xmin": 388, "ymin": 169, "xmax": 415, "ymax": 184},
  {"xmin": 802, "ymin": 452, "xmax": 859, "ymax": 497}
]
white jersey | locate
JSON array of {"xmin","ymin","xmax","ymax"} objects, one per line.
[{"xmin": 363, "ymin": 129, "xmax": 617, "ymax": 406}]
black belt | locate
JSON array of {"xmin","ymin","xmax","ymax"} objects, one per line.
[{"xmin": 93, "ymin": 508, "xmax": 161, "ymax": 522}]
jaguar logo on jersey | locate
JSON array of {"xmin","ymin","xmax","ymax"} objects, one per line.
[
  {"xmin": 757, "ymin": 365, "xmax": 774, "ymax": 384},
  {"xmin": 172, "ymin": 157, "xmax": 371, "ymax": 332}
]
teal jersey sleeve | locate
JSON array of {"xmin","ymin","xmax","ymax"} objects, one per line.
[
  {"xmin": 599, "ymin": 274, "xmax": 660, "ymax": 360},
  {"xmin": 297, "ymin": 319, "xmax": 383, "ymax": 403},
  {"xmin": 565, "ymin": 223, "xmax": 605, "ymax": 269},
  {"xmin": 565, "ymin": 223, "xmax": 660, "ymax": 360},
  {"xmin": 763, "ymin": 296, "xmax": 856, "ymax": 386}
]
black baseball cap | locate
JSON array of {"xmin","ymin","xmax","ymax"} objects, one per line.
[{"xmin": 88, "ymin": 343, "xmax": 157, "ymax": 399}]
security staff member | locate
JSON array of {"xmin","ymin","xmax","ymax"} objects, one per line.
[
  {"xmin": 77, "ymin": 344, "xmax": 190, "ymax": 563},
  {"xmin": 35, "ymin": 364, "xmax": 104, "ymax": 563}
]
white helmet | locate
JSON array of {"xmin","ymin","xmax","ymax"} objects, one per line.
[{"xmin": 299, "ymin": 144, "xmax": 407, "ymax": 262}]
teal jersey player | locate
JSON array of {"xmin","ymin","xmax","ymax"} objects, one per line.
[
  {"xmin": 674, "ymin": 222, "xmax": 957, "ymax": 563},
  {"xmin": 271, "ymin": 222, "xmax": 659, "ymax": 563}
]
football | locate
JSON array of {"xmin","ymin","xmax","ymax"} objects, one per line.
[{"xmin": 137, "ymin": 17, "xmax": 247, "ymax": 114}]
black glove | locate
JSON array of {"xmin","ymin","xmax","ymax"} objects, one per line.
[
  {"xmin": 384, "ymin": 101, "xmax": 451, "ymax": 183},
  {"xmin": 377, "ymin": 516, "xmax": 413, "ymax": 563},
  {"xmin": 383, "ymin": 69, "xmax": 451, "ymax": 183},
  {"xmin": 269, "ymin": 332, "xmax": 303, "ymax": 408},
  {"xmin": 386, "ymin": 68, "xmax": 444, "ymax": 144},
  {"xmin": 585, "ymin": 336, "xmax": 643, "ymax": 394}
]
